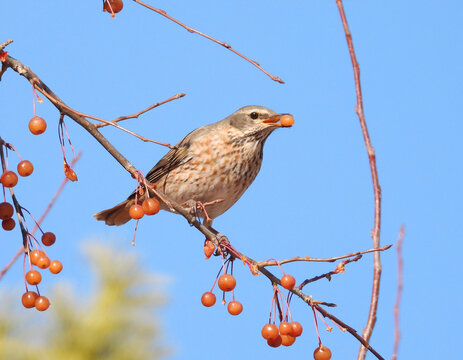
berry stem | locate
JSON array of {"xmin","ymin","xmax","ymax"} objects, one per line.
[{"xmin": 312, "ymin": 306, "xmax": 322, "ymax": 347}]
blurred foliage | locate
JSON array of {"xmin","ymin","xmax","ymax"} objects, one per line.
[{"xmin": 0, "ymin": 242, "xmax": 169, "ymax": 360}]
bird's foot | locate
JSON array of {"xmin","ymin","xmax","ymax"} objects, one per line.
[{"xmin": 181, "ymin": 198, "xmax": 224, "ymax": 224}]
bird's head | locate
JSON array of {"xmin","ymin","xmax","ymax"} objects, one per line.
[{"xmin": 226, "ymin": 105, "xmax": 294, "ymax": 140}]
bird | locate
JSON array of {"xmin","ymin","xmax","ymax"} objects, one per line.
[{"xmin": 94, "ymin": 105, "xmax": 293, "ymax": 226}]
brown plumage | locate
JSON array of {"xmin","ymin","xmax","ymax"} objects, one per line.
[{"xmin": 94, "ymin": 105, "xmax": 292, "ymax": 226}]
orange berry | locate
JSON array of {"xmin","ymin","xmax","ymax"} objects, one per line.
[
  {"xmin": 35, "ymin": 296, "xmax": 50, "ymax": 311},
  {"xmin": 104, "ymin": 0, "xmax": 123, "ymax": 14},
  {"xmin": 1, "ymin": 171, "xmax": 18, "ymax": 187},
  {"xmin": 267, "ymin": 335, "xmax": 282, "ymax": 348},
  {"xmin": 37, "ymin": 256, "xmax": 51, "ymax": 269},
  {"xmin": 21, "ymin": 291, "xmax": 38, "ymax": 309},
  {"xmin": 142, "ymin": 198, "xmax": 160, "ymax": 215},
  {"xmin": 29, "ymin": 250, "xmax": 45, "ymax": 266},
  {"xmin": 28, "ymin": 116, "xmax": 47, "ymax": 135},
  {"xmin": 2, "ymin": 218, "xmax": 15, "ymax": 231},
  {"xmin": 279, "ymin": 114, "xmax": 294, "ymax": 127},
  {"xmin": 49, "ymin": 260, "xmax": 63, "ymax": 274},
  {"xmin": 25, "ymin": 270, "xmax": 42, "ymax": 285},
  {"xmin": 281, "ymin": 274, "xmax": 296, "ymax": 290},
  {"xmin": 290, "ymin": 321, "xmax": 303, "ymax": 337},
  {"xmin": 261, "ymin": 323, "xmax": 279, "ymax": 340},
  {"xmin": 201, "ymin": 292, "xmax": 216, "ymax": 307},
  {"xmin": 0, "ymin": 202, "xmax": 14, "ymax": 219},
  {"xmin": 129, "ymin": 204, "xmax": 144, "ymax": 220},
  {"xmin": 227, "ymin": 300, "xmax": 243, "ymax": 316},
  {"xmin": 314, "ymin": 345, "xmax": 332, "ymax": 360},
  {"xmin": 218, "ymin": 274, "xmax": 236, "ymax": 292},
  {"xmin": 41, "ymin": 232, "xmax": 56, "ymax": 246},
  {"xmin": 203, "ymin": 239, "xmax": 215, "ymax": 259},
  {"xmin": 279, "ymin": 321, "xmax": 292, "ymax": 335},
  {"xmin": 17, "ymin": 160, "xmax": 34, "ymax": 177},
  {"xmin": 281, "ymin": 334, "xmax": 296, "ymax": 346}
]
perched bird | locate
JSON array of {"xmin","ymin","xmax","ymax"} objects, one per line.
[{"xmin": 94, "ymin": 105, "xmax": 293, "ymax": 226}]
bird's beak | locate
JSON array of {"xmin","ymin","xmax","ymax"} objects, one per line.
[{"xmin": 262, "ymin": 113, "xmax": 294, "ymax": 128}]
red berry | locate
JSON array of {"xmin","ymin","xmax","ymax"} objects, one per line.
[
  {"xmin": 25, "ymin": 270, "xmax": 42, "ymax": 285},
  {"xmin": 28, "ymin": 116, "xmax": 47, "ymax": 135},
  {"xmin": 227, "ymin": 300, "xmax": 243, "ymax": 316},
  {"xmin": 267, "ymin": 335, "xmax": 282, "ymax": 348},
  {"xmin": 129, "ymin": 204, "xmax": 144, "ymax": 220},
  {"xmin": 314, "ymin": 345, "xmax": 332, "ymax": 360},
  {"xmin": 281, "ymin": 274, "xmax": 296, "ymax": 290},
  {"xmin": 218, "ymin": 274, "xmax": 236, "ymax": 292},
  {"xmin": 279, "ymin": 321, "xmax": 292, "ymax": 335},
  {"xmin": 21, "ymin": 291, "xmax": 38, "ymax": 309},
  {"xmin": 17, "ymin": 160, "xmax": 34, "ymax": 177},
  {"xmin": 41, "ymin": 232, "xmax": 56, "ymax": 246},
  {"xmin": 0, "ymin": 202, "xmax": 14, "ymax": 219},
  {"xmin": 261, "ymin": 323, "xmax": 279, "ymax": 340},
  {"xmin": 279, "ymin": 114, "xmax": 295, "ymax": 127},
  {"xmin": 29, "ymin": 250, "xmax": 46, "ymax": 266},
  {"xmin": 49, "ymin": 260, "xmax": 63, "ymax": 274},
  {"xmin": 201, "ymin": 292, "xmax": 216, "ymax": 307},
  {"xmin": 104, "ymin": 0, "xmax": 124, "ymax": 14},
  {"xmin": 37, "ymin": 256, "xmax": 51, "ymax": 269},
  {"xmin": 35, "ymin": 296, "xmax": 50, "ymax": 311},
  {"xmin": 1, "ymin": 171, "xmax": 18, "ymax": 187},
  {"xmin": 2, "ymin": 218, "xmax": 15, "ymax": 231},
  {"xmin": 281, "ymin": 334, "xmax": 296, "ymax": 346},
  {"xmin": 290, "ymin": 321, "xmax": 303, "ymax": 337},
  {"xmin": 142, "ymin": 198, "xmax": 160, "ymax": 215}
]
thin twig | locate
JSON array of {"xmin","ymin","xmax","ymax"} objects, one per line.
[
  {"xmin": 132, "ymin": 0, "xmax": 284, "ymax": 84},
  {"xmin": 95, "ymin": 93, "xmax": 186, "ymax": 128},
  {"xmin": 392, "ymin": 226, "xmax": 404, "ymax": 360},
  {"xmin": 257, "ymin": 244, "xmax": 391, "ymax": 266},
  {"xmin": 0, "ymin": 39, "xmax": 13, "ymax": 52},
  {"xmin": 335, "ymin": 2, "xmax": 383, "ymax": 359}
]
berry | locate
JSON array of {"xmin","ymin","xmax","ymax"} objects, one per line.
[
  {"xmin": 227, "ymin": 301, "xmax": 243, "ymax": 316},
  {"xmin": 281, "ymin": 334, "xmax": 296, "ymax": 347},
  {"xmin": 35, "ymin": 296, "xmax": 50, "ymax": 311},
  {"xmin": 281, "ymin": 274, "xmax": 296, "ymax": 290},
  {"xmin": 17, "ymin": 160, "xmax": 34, "ymax": 177},
  {"xmin": 2, "ymin": 218, "xmax": 15, "ymax": 231},
  {"xmin": 201, "ymin": 292, "xmax": 216, "ymax": 307},
  {"xmin": 28, "ymin": 116, "xmax": 47, "ymax": 135},
  {"xmin": 104, "ymin": 0, "xmax": 124, "ymax": 14},
  {"xmin": 21, "ymin": 291, "xmax": 38, "ymax": 309},
  {"xmin": 37, "ymin": 256, "xmax": 51, "ymax": 269},
  {"xmin": 49, "ymin": 260, "xmax": 63, "ymax": 274},
  {"xmin": 280, "ymin": 114, "xmax": 295, "ymax": 127},
  {"xmin": 142, "ymin": 198, "xmax": 160, "ymax": 215},
  {"xmin": 129, "ymin": 204, "xmax": 144, "ymax": 220},
  {"xmin": 203, "ymin": 240, "xmax": 215, "ymax": 259},
  {"xmin": 1, "ymin": 171, "xmax": 18, "ymax": 187},
  {"xmin": 218, "ymin": 274, "xmax": 236, "ymax": 292},
  {"xmin": 290, "ymin": 321, "xmax": 303, "ymax": 337},
  {"xmin": 261, "ymin": 323, "xmax": 279, "ymax": 340},
  {"xmin": 314, "ymin": 345, "xmax": 332, "ymax": 360},
  {"xmin": 279, "ymin": 321, "xmax": 292, "ymax": 335},
  {"xmin": 41, "ymin": 232, "xmax": 56, "ymax": 246},
  {"xmin": 0, "ymin": 202, "xmax": 14, "ymax": 219},
  {"xmin": 29, "ymin": 250, "xmax": 46, "ymax": 266},
  {"xmin": 25, "ymin": 270, "xmax": 42, "ymax": 285},
  {"xmin": 267, "ymin": 335, "xmax": 282, "ymax": 348}
]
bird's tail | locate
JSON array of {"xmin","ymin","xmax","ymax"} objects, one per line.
[{"xmin": 93, "ymin": 199, "xmax": 135, "ymax": 226}]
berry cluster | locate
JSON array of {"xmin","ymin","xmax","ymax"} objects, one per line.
[{"xmin": 129, "ymin": 197, "xmax": 161, "ymax": 220}]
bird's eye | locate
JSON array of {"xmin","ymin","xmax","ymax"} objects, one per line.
[{"xmin": 250, "ymin": 112, "xmax": 259, "ymax": 119}]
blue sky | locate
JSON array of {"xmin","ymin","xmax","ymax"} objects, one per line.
[{"xmin": 1, "ymin": 1, "xmax": 462, "ymax": 359}]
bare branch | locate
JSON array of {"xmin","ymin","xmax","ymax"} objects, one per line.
[
  {"xmin": 392, "ymin": 226, "xmax": 405, "ymax": 360},
  {"xmin": 132, "ymin": 0, "xmax": 284, "ymax": 84},
  {"xmin": 334, "ymin": 2, "xmax": 383, "ymax": 358},
  {"xmin": 95, "ymin": 93, "xmax": 186, "ymax": 128}
]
